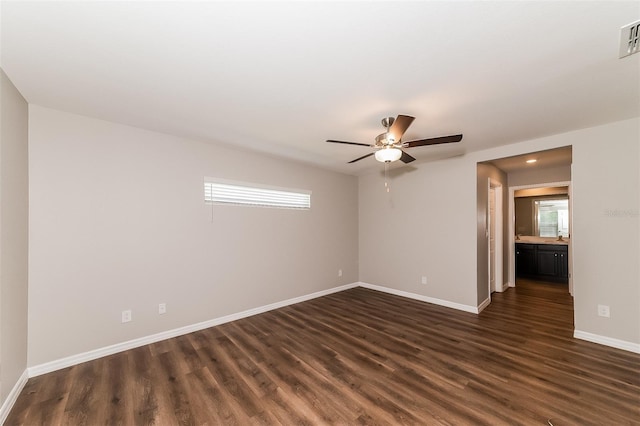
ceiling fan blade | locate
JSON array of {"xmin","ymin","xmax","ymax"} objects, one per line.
[
  {"xmin": 404, "ymin": 134, "xmax": 463, "ymax": 148},
  {"xmin": 348, "ymin": 152, "xmax": 375, "ymax": 164},
  {"xmin": 389, "ymin": 115, "xmax": 415, "ymax": 141},
  {"xmin": 326, "ymin": 139, "xmax": 372, "ymax": 147},
  {"xmin": 400, "ymin": 150, "xmax": 416, "ymax": 164}
]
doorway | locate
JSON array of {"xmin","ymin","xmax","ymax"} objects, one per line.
[
  {"xmin": 477, "ymin": 146, "xmax": 573, "ymax": 315},
  {"xmin": 508, "ymin": 181, "xmax": 573, "ymax": 295}
]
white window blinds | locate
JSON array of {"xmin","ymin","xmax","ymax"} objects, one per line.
[{"xmin": 204, "ymin": 179, "xmax": 311, "ymax": 210}]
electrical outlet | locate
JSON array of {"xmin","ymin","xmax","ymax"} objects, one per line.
[
  {"xmin": 597, "ymin": 304, "xmax": 610, "ymax": 318},
  {"xmin": 421, "ymin": 276, "xmax": 428, "ymax": 285},
  {"xmin": 121, "ymin": 310, "xmax": 132, "ymax": 323},
  {"xmin": 338, "ymin": 269, "xmax": 343, "ymax": 277},
  {"xmin": 159, "ymin": 303, "xmax": 167, "ymax": 315}
]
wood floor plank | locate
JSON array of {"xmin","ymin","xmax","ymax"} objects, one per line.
[
  {"xmin": 188, "ymin": 366, "xmax": 247, "ymax": 425},
  {"xmin": 6, "ymin": 280, "xmax": 640, "ymax": 425}
]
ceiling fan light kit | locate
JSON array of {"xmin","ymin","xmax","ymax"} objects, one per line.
[
  {"xmin": 326, "ymin": 114, "xmax": 463, "ymax": 165},
  {"xmin": 375, "ymin": 147, "xmax": 402, "ymax": 163}
]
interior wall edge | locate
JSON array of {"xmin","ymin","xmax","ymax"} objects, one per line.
[{"xmin": 0, "ymin": 67, "xmax": 29, "ymax": 419}]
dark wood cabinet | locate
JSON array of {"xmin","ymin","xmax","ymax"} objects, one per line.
[
  {"xmin": 515, "ymin": 244, "xmax": 536, "ymax": 276},
  {"xmin": 558, "ymin": 250, "xmax": 569, "ymax": 279},
  {"xmin": 516, "ymin": 243, "xmax": 568, "ymax": 283},
  {"xmin": 537, "ymin": 245, "xmax": 560, "ymax": 278}
]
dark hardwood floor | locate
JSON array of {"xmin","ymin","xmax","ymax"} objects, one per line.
[{"xmin": 6, "ymin": 281, "xmax": 640, "ymax": 425}]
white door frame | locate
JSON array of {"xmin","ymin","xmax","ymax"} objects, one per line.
[
  {"xmin": 507, "ymin": 180, "xmax": 573, "ymax": 294},
  {"xmin": 488, "ymin": 179, "xmax": 504, "ymax": 295}
]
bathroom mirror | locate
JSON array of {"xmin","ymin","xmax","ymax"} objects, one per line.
[
  {"xmin": 534, "ymin": 198, "xmax": 569, "ymax": 237},
  {"xmin": 515, "ymin": 188, "xmax": 569, "ymax": 238}
]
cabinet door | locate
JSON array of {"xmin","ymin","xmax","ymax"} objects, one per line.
[
  {"xmin": 536, "ymin": 249, "xmax": 558, "ymax": 277},
  {"xmin": 558, "ymin": 251, "xmax": 569, "ymax": 279},
  {"xmin": 516, "ymin": 244, "xmax": 536, "ymax": 277}
]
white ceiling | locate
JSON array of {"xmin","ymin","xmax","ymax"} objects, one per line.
[{"xmin": 1, "ymin": 1, "xmax": 638, "ymax": 175}]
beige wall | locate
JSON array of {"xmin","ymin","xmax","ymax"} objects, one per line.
[
  {"xmin": 359, "ymin": 157, "xmax": 478, "ymax": 307},
  {"xmin": 0, "ymin": 70, "xmax": 29, "ymax": 403},
  {"xmin": 28, "ymin": 106, "xmax": 359, "ymax": 366},
  {"xmin": 508, "ymin": 165, "xmax": 571, "ymax": 187},
  {"xmin": 360, "ymin": 118, "xmax": 639, "ymax": 346},
  {"xmin": 571, "ymin": 120, "xmax": 639, "ymax": 344}
]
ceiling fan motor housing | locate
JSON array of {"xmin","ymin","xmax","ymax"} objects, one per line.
[
  {"xmin": 375, "ymin": 132, "xmax": 396, "ymax": 146},
  {"xmin": 381, "ymin": 116, "xmax": 395, "ymax": 129}
]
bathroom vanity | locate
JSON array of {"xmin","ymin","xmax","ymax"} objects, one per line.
[{"xmin": 515, "ymin": 240, "xmax": 569, "ymax": 283}]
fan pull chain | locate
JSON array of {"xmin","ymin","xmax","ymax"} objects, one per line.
[{"xmin": 385, "ymin": 162, "xmax": 390, "ymax": 192}]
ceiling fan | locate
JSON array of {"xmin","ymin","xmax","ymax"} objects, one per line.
[{"xmin": 327, "ymin": 115, "xmax": 463, "ymax": 164}]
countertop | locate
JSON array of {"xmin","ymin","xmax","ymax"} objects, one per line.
[{"xmin": 515, "ymin": 237, "xmax": 569, "ymax": 246}]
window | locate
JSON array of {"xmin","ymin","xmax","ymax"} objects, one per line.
[
  {"xmin": 535, "ymin": 199, "xmax": 569, "ymax": 237},
  {"xmin": 204, "ymin": 179, "xmax": 311, "ymax": 210}
]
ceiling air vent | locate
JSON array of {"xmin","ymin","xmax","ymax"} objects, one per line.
[{"xmin": 619, "ymin": 20, "xmax": 640, "ymax": 58}]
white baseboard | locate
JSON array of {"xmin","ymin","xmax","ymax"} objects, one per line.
[
  {"xmin": 28, "ymin": 282, "xmax": 359, "ymax": 377},
  {"xmin": 477, "ymin": 297, "xmax": 491, "ymax": 313},
  {"xmin": 358, "ymin": 282, "xmax": 480, "ymax": 314},
  {"xmin": 574, "ymin": 330, "xmax": 640, "ymax": 354},
  {"xmin": 496, "ymin": 282, "xmax": 510, "ymax": 292},
  {"xmin": 0, "ymin": 369, "xmax": 28, "ymax": 425}
]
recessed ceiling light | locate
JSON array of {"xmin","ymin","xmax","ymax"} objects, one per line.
[{"xmin": 526, "ymin": 159, "xmax": 537, "ymax": 164}]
